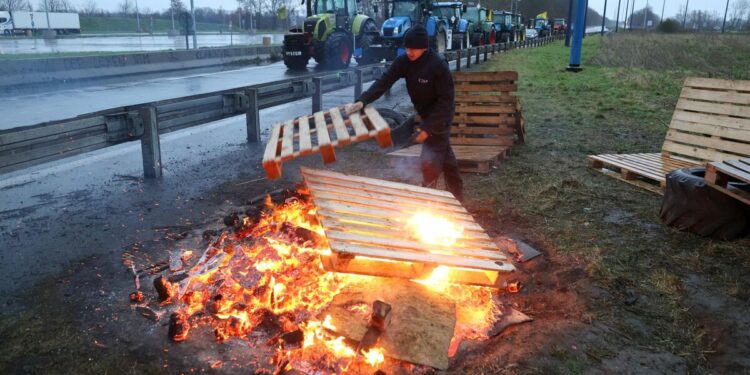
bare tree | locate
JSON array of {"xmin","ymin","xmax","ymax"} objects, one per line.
[
  {"xmin": 0, "ymin": 0, "xmax": 33, "ymax": 11},
  {"xmin": 730, "ymin": 0, "xmax": 749, "ymax": 29},
  {"xmin": 118, "ymin": 0, "xmax": 133, "ymax": 15},
  {"xmin": 38, "ymin": 0, "xmax": 74, "ymax": 12},
  {"xmin": 79, "ymin": 0, "xmax": 98, "ymax": 15},
  {"xmin": 170, "ymin": 0, "xmax": 184, "ymax": 12}
]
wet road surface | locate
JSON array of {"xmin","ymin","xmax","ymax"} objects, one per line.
[{"xmin": 0, "ymin": 33, "xmax": 284, "ymax": 54}]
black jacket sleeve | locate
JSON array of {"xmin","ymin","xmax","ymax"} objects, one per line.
[
  {"xmin": 357, "ymin": 57, "xmax": 405, "ymax": 106},
  {"xmin": 419, "ymin": 59, "xmax": 454, "ymax": 136}
]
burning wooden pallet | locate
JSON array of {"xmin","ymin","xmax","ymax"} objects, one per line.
[
  {"xmin": 705, "ymin": 158, "xmax": 750, "ymax": 205},
  {"xmin": 262, "ymin": 105, "xmax": 393, "ymax": 180},
  {"xmin": 300, "ymin": 167, "xmax": 515, "ymax": 288}
]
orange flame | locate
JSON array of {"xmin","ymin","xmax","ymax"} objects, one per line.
[{"xmin": 406, "ymin": 212, "xmax": 464, "ymax": 246}]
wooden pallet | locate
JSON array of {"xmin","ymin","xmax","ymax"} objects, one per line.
[
  {"xmin": 589, "ymin": 77, "xmax": 750, "ymax": 193},
  {"xmin": 388, "ymin": 71, "xmax": 524, "ymax": 174},
  {"xmin": 300, "ymin": 167, "xmax": 515, "ymax": 288},
  {"xmin": 588, "ymin": 153, "xmax": 699, "ymax": 194},
  {"xmin": 262, "ymin": 105, "xmax": 392, "ymax": 180},
  {"xmin": 705, "ymin": 158, "xmax": 750, "ymax": 205}
]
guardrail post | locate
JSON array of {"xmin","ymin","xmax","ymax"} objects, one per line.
[
  {"xmin": 245, "ymin": 88, "xmax": 260, "ymax": 142},
  {"xmin": 139, "ymin": 106, "xmax": 162, "ymax": 179},
  {"xmin": 483, "ymin": 46, "xmax": 488, "ymax": 62},
  {"xmin": 466, "ymin": 48, "xmax": 471, "ymax": 68},
  {"xmin": 312, "ymin": 77, "xmax": 323, "ymax": 113},
  {"xmin": 491, "ymin": 43, "xmax": 495, "ymax": 55},
  {"xmin": 456, "ymin": 50, "xmax": 461, "ymax": 71},
  {"xmin": 475, "ymin": 47, "xmax": 480, "ymax": 64},
  {"xmin": 354, "ymin": 69, "xmax": 363, "ymax": 102}
]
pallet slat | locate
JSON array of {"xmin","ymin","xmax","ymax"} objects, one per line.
[{"xmin": 302, "ymin": 168, "xmax": 515, "ymax": 288}]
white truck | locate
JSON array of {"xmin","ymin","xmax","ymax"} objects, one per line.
[{"xmin": 0, "ymin": 11, "xmax": 80, "ymax": 36}]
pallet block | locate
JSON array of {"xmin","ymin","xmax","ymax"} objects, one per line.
[
  {"xmin": 589, "ymin": 77, "xmax": 750, "ymax": 193},
  {"xmin": 705, "ymin": 158, "xmax": 750, "ymax": 205},
  {"xmin": 262, "ymin": 105, "xmax": 392, "ymax": 180},
  {"xmin": 301, "ymin": 167, "xmax": 515, "ymax": 288}
]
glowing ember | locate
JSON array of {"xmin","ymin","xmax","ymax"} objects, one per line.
[
  {"xmin": 406, "ymin": 212, "xmax": 464, "ymax": 246},
  {"xmin": 155, "ymin": 193, "xmax": 499, "ymax": 372}
]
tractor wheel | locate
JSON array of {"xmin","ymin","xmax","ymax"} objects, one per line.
[
  {"xmin": 283, "ymin": 54, "xmax": 309, "ymax": 70},
  {"xmin": 355, "ymin": 20, "xmax": 379, "ymax": 65},
  {"xmin": 324, "ymin": 31, "xmax": 352, "ymax": 69},
  {"xmin": 451, "ymin": 32, "xmax": 463, "ymax": 50},
  {"xmin": 471, "ymin": 32, "xmax": 483, "ymax": 46},
  {"xmin": 463, "ymin": 31, "xmax": 470, "ymax": 48},
  {"xmin": 3, "ymin": 30, "xmax": 10, "ymax": 36},
  {"xmin": 501, "ymin": 32, "xmax": 510, "ymax": 43}
]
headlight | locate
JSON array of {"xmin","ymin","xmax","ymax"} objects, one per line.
[
  {"xmin": 450, "ymin": 16, "xmax": 456, "ymax": 24},
  {"xmin": 393, "ymin": 26, "xmax": 399, "ymax": 34}
]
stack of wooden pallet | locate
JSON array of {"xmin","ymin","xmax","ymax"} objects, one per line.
[
  {"xmin": 262, "ymin": 105, "xmax": 392, "ymax": 180},
  {"xmin": 388, "ymin": 71, "xmax": 525, "ymax": 173},
  {"xmin": 705, "ymin": 158, "xmax": 750, "ymax": 204},
  {"xmin": 301, "ymin": 167, "xmax": 515, "ymax": 288},
  {"xmin": 588, "ymin": 77, "xmax": 750, "ymax": 194}
]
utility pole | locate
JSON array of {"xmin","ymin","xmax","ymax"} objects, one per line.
[
  {"xmin": 565, "ymin": 0, "xmax": 574, "ymax": 46},
  {"xmin": 567, "ymin": 0, "xmax": 588, "ymax": 72},
  {"xmin": 643, "ymin": 0, "xmax": 648, "ymax": 30},
  {"xmin": 682, "ymin": 0, "xmax": 689, "ymax": 29},
  {"xmin": 190, "ymin": 0, "xmax": 197, "ymax": 49},
  {"xmin": 629, "ymin": 0, "xmax": 635, "ymax": 30},
  {"xmin": 615, "ymin": 0, "xmax": 622, "ymax": 31},
  {"xmin": 624, "ymin": 0, "xmax": 630, "ymax": 29},
  {"xmin": 135, "ymin": 0, "xmax": 141, "ymax": 33},
  {"xmin": 660, "ymin": 0, "xmax": 665, "ymax": 23},
  {"xmin": 601, "ymin": 0, "xmax": 608, "ymax": 34},
  {"xmin": 722, "ymin": 0, "xmax": 729, "ymax": 33}
]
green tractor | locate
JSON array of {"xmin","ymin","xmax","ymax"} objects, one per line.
[
  {"xmin": 282, "ymin": 0, "xmax": 379, "ymax": 69},
  {"xmin": 462, "ymin": 5, "xmax": 496, "ymax": 46}
]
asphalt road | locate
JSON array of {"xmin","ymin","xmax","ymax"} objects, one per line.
[
  {"xmin": 0, "ymin": 60, "xmax": 330, "ymax": 129},
  {"xmin": 0, "ymin": 33, "xmax": 284, "ymax": 54}
]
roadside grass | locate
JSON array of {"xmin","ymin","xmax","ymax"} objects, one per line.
[{"xmin": 474, "ymin": 34, "xmax": 750, "ymax": 371}]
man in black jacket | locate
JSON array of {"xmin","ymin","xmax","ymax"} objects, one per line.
[{"xmin": 346, "ymin": 25, "xmax": 463, "ymax": 201}]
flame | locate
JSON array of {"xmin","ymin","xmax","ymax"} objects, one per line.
[
  {"xmin": 159, "ymin": 194, "xmax": 498, "ymax": 372},
  {"xmin": 406, "ymin": 212, "xmax": 464, "ymax": 246},
  {"xmin": 363, "ymin": 347, "xmax": 386, "ymax": 367}
]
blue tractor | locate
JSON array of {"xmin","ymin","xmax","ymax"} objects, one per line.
[
  {"xmin": 366, "ymin": 0, "xmax": 450, "ymax": 61},
  {"xmin": 431, "ymin": 2, "xmax": 471, "ymax": 50}
]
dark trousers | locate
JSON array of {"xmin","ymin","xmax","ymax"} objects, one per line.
[{"xmin": 421, "ymin": 135, "xmax": 464, "ymax": 201}]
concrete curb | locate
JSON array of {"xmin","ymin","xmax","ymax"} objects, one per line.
[{"xmin": 0, "ymin": 45, "xmax": 282, "ymax": 89}]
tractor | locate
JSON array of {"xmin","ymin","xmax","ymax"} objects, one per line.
[
  {"xmin": 489, "ymin": 10, "xmax": 515, "ymax": 43},
  {"xmin": 550, "ymin": 18, "xmax": 567, "ymax": 34},
  {"xmin": 431, "ymin": 2, "xmax": 470, "ymax": 50},
  {"xmin": 282, "ymin": 0, "xmax": 379, "ymax": 69},
  {"xmin": 462, "ymin": 5, "xmax": 496, "ymax": 46},
  {"xmin": 366, "ymin": 0, "xmax": 451, "ymax": 61},
  {"xmin": 530, "ymin": 17, "xmax": 550, "ymax": 37}
]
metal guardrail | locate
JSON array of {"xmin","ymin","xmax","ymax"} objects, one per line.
[{"xmin": 0, "ymin": 34, "xmax": 564, "ymax": 177}]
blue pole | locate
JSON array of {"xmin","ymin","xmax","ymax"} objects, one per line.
[{"xmin": 567, "ymin": 0, "xmax": 587, "ymax": 72}]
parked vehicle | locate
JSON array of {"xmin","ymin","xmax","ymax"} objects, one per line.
[
  {"xmin": 462, "ymin": 5, "xmax": 495, "ymax": 46},
  {"xmin": 550, "ymin": 18, "xmax": 567, "ymax": 34},
  {"xmin": 490, "ymin": 10, "xmax": 517, "ymax": 43},
  {"xmin": 525, "ymin": 28, "xmax": 538, "ymax": 39},
  {"xmin": 0, "ymin": 11, "xmax": 80, "ymax": 36},
  {"xmin": 530, "ymin": 17, "xmax": 550, "ymax": 37},
  {"xmin": 366, "ymin": 0, "xmax": 450, "ymax": 61},
  {"xmin": 282, "ymin": 0, "xmax": 379, "ymax": 69},
  {"xmin": 431, "ymin": 2, "xmax": 468, "ymax": 50}
]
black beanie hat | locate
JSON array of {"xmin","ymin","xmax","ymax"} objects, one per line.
[{"xmin": 404, "ymin": 25, "xmax": 429, "ymax": 49}]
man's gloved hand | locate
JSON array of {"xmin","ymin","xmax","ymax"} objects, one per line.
[
  {"xmin": 409, "ymin": 127, "xmax": 429, "ymax": 144},
  {"xmin": 345, "ymin": 101, "xmax": 364, "ymax": 115}
]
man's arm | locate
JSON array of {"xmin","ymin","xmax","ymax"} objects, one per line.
[
  {"xmin": 419, "ymin": 59, "xmax": 454, "ymax": 136},
  {"xmin": 356, "ymin": 57, "xmax": 405, "ymax": 106}
]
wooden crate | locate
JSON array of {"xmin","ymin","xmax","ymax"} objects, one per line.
[
  {"xmin": 262, "ymin": 105, "xmax": 392, "ymax": 180},
  {"xmin": 589, "ymin": 77, "xmax": 750, "ymax": 194},
  {"xmin": 388, "ymin": 71, "xmax": 524, "ymax": 174},
  {"xmin": 705, "ymin": 158, "xmax": 750, "ymax": 205},
  {"xmin": 301, "ymin": 167, "xmax": 515, "ymax": 288}
]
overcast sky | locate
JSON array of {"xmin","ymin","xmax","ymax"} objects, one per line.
[{"xmin": 86, "ymin": 0, "xmax": 733, "ymax": 18}]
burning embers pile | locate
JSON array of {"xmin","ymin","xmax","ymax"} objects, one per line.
[{"xmin": 137, "ymin": 191, "xmax": 500, "ymax": 373}]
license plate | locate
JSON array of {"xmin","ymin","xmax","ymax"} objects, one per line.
[{"xmin": 285, "ymin": 51, "xmax": 302, "ymax": 56}]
